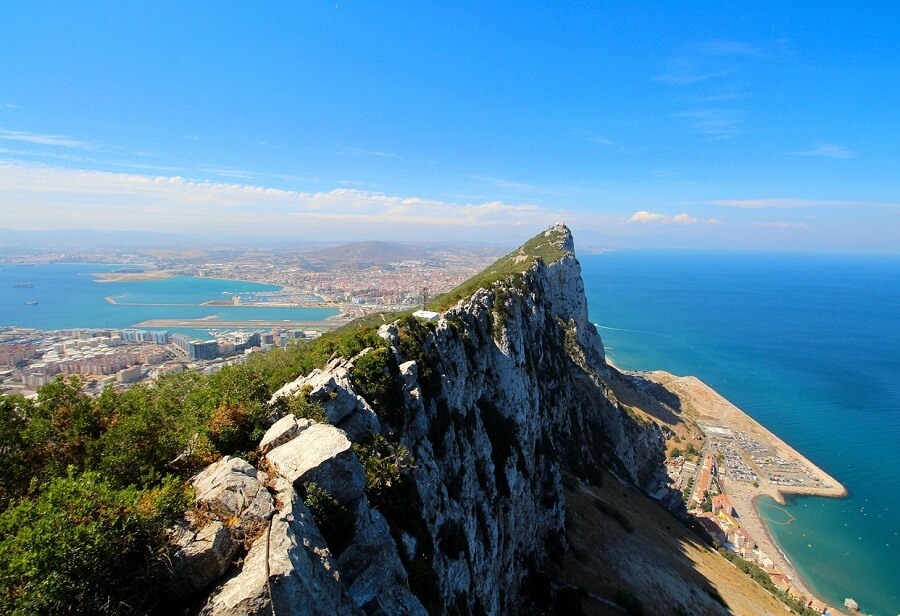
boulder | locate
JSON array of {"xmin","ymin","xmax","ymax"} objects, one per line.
[
  {"xmin": 193, "ymin": 456, "xmax": 274, "ymax": 533},
  {"xmin": 201, "ymin": 478, "xmax": 359, "ymax": 616},
  {"xmin": 259, "ymin": 414, "xmax": 311, "ymax": 454},
  {"xmin": 164, "ymin": 519, "xmax": 238, "ymax": 600},
  {"xmin": 266, "ymin": 424, "xmax": 366, "ymax": 504}
]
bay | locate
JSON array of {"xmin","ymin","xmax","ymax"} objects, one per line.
[
  {"xmin": 581, "ymin": 250, "xmax": 900, "ymax": 616},
  {"xmin": 0, "ymin": 263, "xmax": 338, "ymax": 334}
]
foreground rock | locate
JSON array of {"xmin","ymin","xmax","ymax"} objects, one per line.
[
  {"xmin": 269, "ymin": 357, "xmax": 381, "ymax": 441},
  {"xmin": 200, "ymin": 478, "xmax": 357, "ymax": 616},
  {"xmin": 265, "ymin": 423, "xmax": 365, "ymax": 504},
  {"xmin": 165, "ymin": 520, "xmax": 238, "ymax": 600},
  {"xmin": 192, "ymin": 456, "xmax": 274, "ymax": 535}
]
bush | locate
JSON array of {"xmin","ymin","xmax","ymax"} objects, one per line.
[
  {"xmin": 351, "ymin": 346, "xmax": 406, "ymax": 427},
  {"xmin": 0, "ymin": 471, "xmax": 188, "ymax": 615},
  {"xmin": 353, "ymin": 435, "xmax": 412, "ymax": 507},
  {"xmin": 207, "ymin": 401, "xmax": 268, "ymax": 459}
]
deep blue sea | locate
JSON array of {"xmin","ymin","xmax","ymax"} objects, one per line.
[
  {"xmin": 0, "ymin": 264, "xmax": 337, "ymax": 337},
  {"xmin": 581, "ymin": 251, "xmax": 900, "ymax": 616}
]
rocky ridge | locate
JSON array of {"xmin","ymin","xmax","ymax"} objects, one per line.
[{"xmin": 168, "ymin": 225, "xmax": 671, "ymax": 614}]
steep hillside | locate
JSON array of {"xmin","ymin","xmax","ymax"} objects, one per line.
[{"xmin": 162, "ymin": 225, "xmax": 796, "ymax": 615}]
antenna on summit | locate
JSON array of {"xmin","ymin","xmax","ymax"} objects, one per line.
[{"xmin": 422, "ymin": 286, "xmax": 428, "ymax": 310}]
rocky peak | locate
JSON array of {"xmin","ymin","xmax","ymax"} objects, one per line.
[{"xmin": 171, "ymin": 225, "xmax": 667, "ymax": 615}]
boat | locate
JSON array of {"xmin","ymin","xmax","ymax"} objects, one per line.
[
  {"xmin": 13, "ymin": 282, "xmax": 34, "ymax": 288},
  {"xmin": 24, "ymin": 300, "xmax": 38, "ymax": 305}
]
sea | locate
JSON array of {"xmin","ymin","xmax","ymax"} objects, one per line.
[
  {"xmin": 0, "ymin": 263, "xmax": 338, "ymax": 339},
  {"xmin": 580, "ymin": 250, "xmax": 900, "ymax": 616}
]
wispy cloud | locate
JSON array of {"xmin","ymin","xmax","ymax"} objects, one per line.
[
  {"xmin": 470, "ymin": 175, "xmax": 540, "ymax": 192},
  {"xmin": 787, "ymin": 142, "xmax": 856, "ymax": 159},
  {"xmin": 0, "ymin": 129, "xmax": 95, "ymax": 150},
  {"xmin": 711, "ymin": 198, "xmax": 898, "ymax": 209},
  {"xmin": 0, "ymin": 162, "xmax": 561, "ymax": 240},
  {"xmin": 338, "ymin": 147, "xmax": 397, "ymax": 158},
  {"xmin": 628, "ymin": 211, "xmax": 721, "ymax": 225},
  {"xmin": 676, "ymin": 108, "xmax": 742, "ymax": 139},
  {"xmin": 587, "ymin": 135, "xmax": 615, "ymax": 145},
  {"xmin": 694, "ymin": 40, "xmax": 762, "ymax": 57},
  {"xmin": 653, "ymin": 57, "xmax": 732, "ymax": 85},
  {"xmin": 2, "ymin": 104, "xmax": 22, "ymax": 110}
]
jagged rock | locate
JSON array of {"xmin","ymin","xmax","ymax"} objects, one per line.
[
  {"xmin": 259, "ymin": 414, "xmax": 311, "ymax": 454},
  {"xmin": 193, "ymin": 456, "xmax": 274, "ymax": 533},
  {"xmin": 201, "ymin": 478, "xmax": 359, "ymax": 616},
  {"xmin": 192, "ymin": 225, "xmax": 669, "ymax": 615},
  {"xmin": 266, "ymin": 423, "xmax": 366, "ymax": 504},
  {"xmin": 269, "ymin": 357, "xmax": 381, "ymax": 438},
  {"xmin": 335, "ymin": 396, "xmax": 380, "ymax": 442},
  {"xmin": 337, "ymin": 502, "xmax": 427, "ymax": 615},
  {"xmin": 164, "ymin": 519, "xmax": 238, "ymax": 600}
]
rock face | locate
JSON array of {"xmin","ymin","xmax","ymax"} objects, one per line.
[
  {"xmin": 270, "ymin": 356, "xmax": 381, "ymax": 441},
  {"xmin": 185, "ymin": 225, "xmax": 667, "ymax": 615},
  {"xmin": 265, "ymin": 423, "xmax": 366, "ymax": 504},
  {"xmin": 193, "ymin": 456, "xmax": 274, "ymax": 534},
  {"xmin": 359, "ymin": 224, "xmax": 665, "ymax": 612},
  {"xmin": 259, "ymin": 414, "xmax": 311, "ymax": 454},
  {"xmin": 200, "ymin": 478, "xmax": 355, "ymax": 616},
  {"xmin": 165, "ymin": 520, "xmax": 238, "ymax": 600}
]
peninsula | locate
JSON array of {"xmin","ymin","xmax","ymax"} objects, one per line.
[{"xmin": 605, "ymin": 362, "xmax": 849, "ymax": 613}]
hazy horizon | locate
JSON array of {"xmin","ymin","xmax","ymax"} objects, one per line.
[{"xmin": 2, "ymin": 3, "xmax": 898, "ymax": 253}]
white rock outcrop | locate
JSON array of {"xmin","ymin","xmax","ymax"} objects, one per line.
[
  {"xmin": 259, "ymin": 414, "xmax": 311, "ymax": 454},
  {"xmin": 165, "ymin": 519, "xmax": 238, "ymax": 600},
  {"xmin": 193, "ymin": 456, "xmax": 274, "ymax": 533},
  {"xmin": 200, "ymin": 478, "xmax": 358, "ymax": 616},
  {"xmin": 265, "ymin": 423, "xmax": 366, "ymax": 504}
]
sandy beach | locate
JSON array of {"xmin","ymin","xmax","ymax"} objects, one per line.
[{"xmin": 635, "ymin": 370, "xmax": 849, "ymax": 613}]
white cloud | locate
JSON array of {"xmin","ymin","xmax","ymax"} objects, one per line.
[
  {"xmin": 0, "ymin": 129, "xmax": 94, "ymax": 150},
  {"xmin": 788, "ymin": 142, "xmax": 856, "ymax": 159},
  {"xmin": 653, "ymin": 57, "xmax": 733, "ymax": 85},
  {"xmin": 587, "ymin": 135, "xmax": 615, "ymax": 145},
  {"xmin": 628, "ymin": 211, "xmax": 721, "ymax": 225},
  {"xmin": 0, "ymin": 162, "xmax": 560, "ymax": 240},
  {"xmin": 694, "ymin": 40, "xmax": 762, "ymax": 57}
]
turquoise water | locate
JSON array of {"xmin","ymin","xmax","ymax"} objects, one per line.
[
  {"xmin": 0, "ymin": 263, "xmax": 338, "ymax": 332},
  {"xmin": 581, "ymin": 251, "xmax": 900, "ymax": 616}
]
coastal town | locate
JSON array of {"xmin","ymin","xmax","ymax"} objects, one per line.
[
  {"xmin": 0, "ymin": 241, "xmax": 501, "ymax": 396},
  {"xmin": 633, "ymin": 370, "xmax": 861, "ymax": 616}
]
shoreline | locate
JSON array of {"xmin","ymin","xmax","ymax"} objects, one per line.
[{"xmin": 631, "ymin": 369, "xmax": 848, "ymax": 613}]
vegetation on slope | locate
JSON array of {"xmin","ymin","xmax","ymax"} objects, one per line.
[
  {"xmin": 428, "ymin": 225, "xmax": 570, "ymax": 312},
  {"xmin": 0, "ymin": 318, "xmax": 402, "ymax": 614}
]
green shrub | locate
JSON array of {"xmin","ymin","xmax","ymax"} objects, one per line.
[
  {"xmin": 351, "ymin": 346, "xmax": 406, "ymax": 427},
  {"xmin": 353, "ymin": 435, "xmax": 412, "ymax": 507},
  {"xmin": 0, "ymin": 471, "xmax": 188, "ymax": 615}
]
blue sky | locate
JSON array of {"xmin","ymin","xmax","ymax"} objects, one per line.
[{"xmin": 1, "ymin": 2, "xmax": 898, "ymax": 251}]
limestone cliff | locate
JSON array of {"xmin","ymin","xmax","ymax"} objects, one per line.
[{"xmin": 177, "ymin": 225, "xmax": 674, "ymax": 615}]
